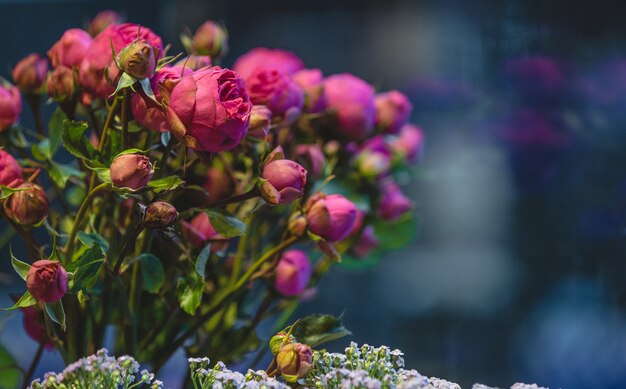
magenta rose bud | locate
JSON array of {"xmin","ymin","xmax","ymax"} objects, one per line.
[
  {"xmin": 3, "ymin": 182, "xmax": 49, "ymax": 226},
  {"xmin": 176, "ymin": 55, "xmax": 212, "ymax": 71},
  {"xmin": 353, "ymin": 136, "xmax": 392, "ymax": 178},
  {"xmin": 0, "ymin": 149, "xmax": 23, "ymax": 187},
  {"xmin": 182, "ymin": 212, "xmax": 226, "ymax": 248},
  {"xmin": 306, "ymin": 193, "xmax": 358, "ymax": 242},
  {"xmin": 375, "ymin": 90, "xmax": 412, "ymax": 134},
  {"xmin": 351, "ymin": 226, "xmax": 379, "ymax": 258},
  {"xmin": 88, "ymin": 10, "xmax": 122, "ymax": 37},
  {"xmin": 131, "ymin": 66, "xmax": 182, "ymax": 132},
  {"xmin": 274, "ymin": 250, "xmax": 312, "ymax": 296},
  {"xmin": 79, "ymin": 23, "xmax": 163, "ymax": 98},
  {"xmin": 295, "ymin": 144, "xmax": 326, "ymax": 178},
  {"xmin": 110, "ymin": 153, "xmax": 153, "ymax": 190},
  {"xmin": 246, "ymin": 68, "xmax": 303, "ymax": 117},
  {"xmin": 323, "ymin": 73, "xmax": 376, "ymax": 139},
  {"xmin": 232, "ymin": 47, "xmax": 304, "ymax": 80},
  {"xmin": 46, "ymin": 65, "xmax": 75, "ymax": 101},
  {"xmin": 11, "ymin": 53, "xmax": 48, "ymax": 94},
  {"xmin": 293, "ymin": 68, "xmax": 326, "ymax": 113},
  {"xmin": 261, "ymin": 159, "xmax": 307, "ymax": 205},
  {"xmin": 388, "ymin": 124, "xmax": 424, "ymax": 163},
  {"xmin": 0, "ymin": 83, "xmax": 21, "ymax": 132},
  {"xmin": 191, "ymin": 21, "xmax": 228, "ymax": 59},
  {"xmin": 247, "ymin": 105, "xmax": 272, "ymax": 139},
  {"xmin": 142, "ymin": 201, "xmax": 178, "ymax": 230},
  {"xmin": 26, "ymin": 260, "xmax": 68, "ymax": 303},
  {"xmin": 377, "ymin": 181, "xmax": 413, "ymax": 221},
  {"xmin": 166, "ymin": 67, "xmax": 252, "ymax": 152},
  {"xmin": 276, "ymin": 342, "xmax": 314, "ymax": 382},
  {"xmin": 48, "ymin": 29, "xmax": 93, "ymax": 68}
]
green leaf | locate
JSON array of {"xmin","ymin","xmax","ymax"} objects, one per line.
[
  {"xmin": 10, "ymin": 249, "xmax": 30, "ymax": 281},
  {"xmin": 8, "ymin": 125, "xmax": 30, "ymax": 148},
  {"xmin": 0, "ymin": 344, "xmax": 21, "ymax": 389},
  {"xmin": 113, "ymin": 148, "xmax": 151, "ymax": 158},
  {"xmin": 44, "ymin": 301, "xmax": 66, "ymax": 329},
  {"xmin": 48, "ymin": 161, "xmax": 86, "ymax": 189},
  {"xmin": 85, "ymin": 164, "xmax": 112, "ymax": 184},
  {"xmin": 200, "ymin": 208, "xmax": 246, "ymax": 238},
  {"xmin": 48, "ymin": 108, "xmax": 66, "ymax": 156},
  {"xmin": 147, "ymin": 176, "xmax": 184, "ymax": 194},
  {"xmin": 290, "ymin": 314, "xmax": 352, "ymax": 347},
  {"xmin": 62, "ymin": 120, "xmax": 98, "ymax": 162},
  {"xmin": 196, "ymin": 243, "xmax": 211, "ymax": 277},
  {"xmin": 112, "ymin": 72, "xmax": 137, "ymax": 96},
  {"xmin": 1, "ymin": 291, "xmax": 36, "ymax": 310},
  {"xmin": 139, "ymin": 77, "xmax": 158, "ymax": 104},
  {"xmin": 77, "ymin": 231, "xmax": 110, "ymax": 253},
  {"xmin": 77, "ymin": 290, "xmax": 90, "ymax": 303},
  {"xmin": 68, "ymin": 245, "xmax": 105, "ymax": 292},
  {"xmin": 31, "ymin": 139, "xmax": 49, "ymax": 161},
  {"xmin": 138, "ymin": 254, "xmax": 165, "ymax": 293},
  {"xmin": 0, "ymin": 185, "xmax": 27, "ymax": 200},
  {"xmin": 176, "ymin": 274, "xmax": 204, "ymax": 315},
  {"xmin": 372, "ymin": 214, "xmax": 417, "ymax": 251}
]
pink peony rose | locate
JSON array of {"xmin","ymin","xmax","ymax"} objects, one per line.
[
  {"xmin": 323, "ymin": 73, "xmax": 376, "ymax": 139},
  {"xmin": 166, "ymin": 66, "xmax": 252, "ymax": 152},
  {"xmin": 131, "ymin": 66, "xmax": 183, "ymax": 132},
  {"xmin": 247, "ymin": 68, "xmax": 303, "ymax": 116},
  {"xmin": 293, "ymin": 68, "xmax": 326, "ymax": 113},
  {"xmin": 306, "ymin": 193, "xmax": 358, "ymax": 242},
  {"xmin": 26, "ymin": 260, "xmax": 68, "ymax": 303},
  {"xmin": 110, "ymin": 153, "xmax": 153, "ymax": 190},
  {"xmin": 48, "ymin": 28, "xmax": 93, "ymax": 68},
  {"xmin": 374, "ymin": 90, "xmax": 412, "ymax": 134},
  {"xmin": 0, "ymin": 149, "xmax": 23, "ymax": 187},
  {"xmin": 0, "ymin": 84, "xmax": 22, "ymax": 131},
  {"xmin": 12, "ymin": 53, "xmax": 48, "ymax": 94},
  {"xmin": 232, "ymin": 47, "xmax": 304, "ymax": 80},
  {"xmin": 274, "ymin": 250, "xmax": 312, "ymax": 296}
]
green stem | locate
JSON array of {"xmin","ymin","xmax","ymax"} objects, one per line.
[
  {"xmin": 97, "ymin": 96, "xmax": 120, "ymax": 153},
  {"xmin": 113, "ymin": 224, "xmax": 144, "ymax": 274},
  {"xmin": 22, "ymin": 340, "xmax": 45, "ymax": 388},
  {"xmin": 121, "ymin": 88, "xmax": 130, "ymax": 150},
  {"xmin": 26, "ymin": 95, "xmax": 45, "ymax": 136},
  {"xmin": 66, "ymin": 183, "xmax": 108, "ymax": 256}
]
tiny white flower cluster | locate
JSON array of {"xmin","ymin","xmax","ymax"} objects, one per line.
[
  {"xmin": 29, "ymin": 349, "xmax": 163, "ymax": 389},
  {"xmin": 188, "ymin": 357, "xmax": 289, "ymax": 389},
  {"xmin": 472, "ymin": 384, "xmax": 550, "ymax": 389}
]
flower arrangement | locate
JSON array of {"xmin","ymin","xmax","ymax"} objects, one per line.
[{"xmin": 0, "ymin": 10, "xmax": 425, "ymax": 387}]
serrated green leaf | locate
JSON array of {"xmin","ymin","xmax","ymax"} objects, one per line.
[
  {"xmin": 138, "ymin": 254, "xmax": 165, "ymax": 293},
  {"xmin": 0, "ymin": 344, "xmax": 21, "ymax": 389},
  {"xmin": 48, "ymin": 108, "xmax": 66, "ymax": 156},
  {"xmin": 48, "ymin": 161, "xmax": 86, "ymax": 189},
  {"xmin": 10, "ymin": 249, "xmax": 30, "ymax": 281},
  {"xmin": 196, "ymin": 243, "xmax": 211, "ymax": 277},
  {"xmin": 62, "ymin": 120, "xmax": 98, "ymax": 162},
  {"xmin": 290, "ymin": 314, "xmax": 352, "ymax": 347},
  {"xmin": 77, "ymin": 231, "xmax": 110, "ymax": 253},
  {"xmin": 147, "ymin": 176, "xmax": 184, "ymax": 194},
  {"xmin": 176, "ymin": 274, "xmax": 204, "ymax": 315},
  {"xmin": 200, "ymin": 208, "xmax": 246, "ymax": 238},
  {"xmin": 1, "ymin": 291, "xmax": 36, "ymax": 311},
  {"xmin": 44, "ymin": 301, "xmax": 66, "ymax": 329}
]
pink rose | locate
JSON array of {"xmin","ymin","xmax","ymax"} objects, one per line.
[
  {"xmin": 323, "ymin": 73, "xmax": 376, "ymax": 139},
  {"xmin": 88, "ymin": 10, "xmax": 122, "ymax": 37},
  {"xmin": 374, "ymin": 90, "xmax": 412, "ymax": 134},
  {"xmin": 26, "ymin": 260, "xmax": 68, "ymax": 303},
  {"xmin": 261, "ymin": 158, "xmax": 307, "ymax": 205},
  {"xmin": 131, "ymin": 66, "xmax": 183, "ymax": 132},
  {"xmin": 46, "ymin": 65, "xmax": 75, "ymax": 101},
  {"xmin": 232, "ymin": 47, "xmax": 304, "ymax": 80},
  {"xmin": 182, "ymin": 212, "xmax": 226, "ymax": 248},
  {"xmin": 388, "ymin": 124, "xmax": 424, "ymax": 163},
  {"xmin": 0, "ymin": 149, "xmax": 23, "ymax": 187},
  {"xmin": 274, "ymin": 250, "xmax": 312, "ymax": 296},
  {"xmin": 12, "ymin": 53, "xmax": 48, "ymax": 94},
  {"xmin": 166, "ymin": 67, "xmax": 252, "ymax": 152},
  {"xmin": 3, "ymin": 182, "xmax": 49, "ymax": 226},
  {"xmin": 0, "ymin": 84, "xmax": 21, "ymax": 131},
  {"xmin": 79, "ymin": 23, "xmax": 163, "ymax": 98},
  {"xmin": 110, "ymin": 153, "xmax": 153, "ymax": 190},
  {"xmin": 48, "ymin": 28, "xmax": 93, "ymax": 68},
  {"xmin": 306, "ymin": 193, "xmax": 358, "ymax": 242},
  {"xmin": 246, "ymin": 68, "xmax": 303, "ymax": 116},
  {"xmin": 293, "ymin": 68, "xmax": 326, "ymax": 113},
  {"xmin": 377, "ymin": 181, "xmax": 413, "ymax": 221}
]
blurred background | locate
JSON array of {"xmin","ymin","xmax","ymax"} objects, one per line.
[{"xmin": 3, "ymin": 0, "xmax": 626, "ymax": 388}]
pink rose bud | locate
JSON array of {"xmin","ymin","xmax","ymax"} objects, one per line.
[
  {"xmin": 233, "ymin": 47, "xmax": 304, "ymax": 80},
  {"xmin": 11, "ymin": 53, "xmax": 48, "ymax": 94},
  {"xmin": 351, "ymin": 225, "xmax": 379, "ymax": 258},
  {"xmin": 88, "ymin": 10, "xmax": 122, "ymax": 37},
  {"xmin": 46, "ymin": 65, "xmax": 76, "ymax": 101},
  {"xmin": 110, "ymin": 153, "xmax": 153, "ymax": 190},
  {"xmin": 269, "ymin": 331, "xmax": 296, "ymax": 355},
  {"xmin": 166, "ymin": 67, "xmax": 252, "ymax": 152},
  {"xmin": 295, "ymin": 144, "xmax": 326, "ymax": 178},
  {"xmin": 26, "ymin": 260, "xmax": 68, "ymax": 303},
  {"xmin": 181, "ymin": 212, "xmax": 226, "ymax": 248},
  {"xmin": 117, "ymin": 39, "xmax": 158, "ymax": 79},
  {"xmin": 374, "ymin": 90, "xmax": 413, "ymax": 134},
  {"xmin": 203, "ymin": 167, "xmax": 233, "ymax": 202},
  {"xmin": 176, "ymin": 55, "xmax": 212, "ymax": 71},
  {"xmin": 79, "ymin": 23, "xmax": 163, "ymax": 98},
  {"xmin": 274, "ymin": 249, "xmax": 312, "ymax": 296},
  {"xmin": 246, "ymin": 68, "xmax": 303, "ymax": 117},
  {"xmin": 306, "ymin": 193, "xmax": 358, "ymax": 242},
  {"xmin": 0, "ymin": 83, "xmax": 21, "ymax": 132},
  {"xmin": 288, "ymin": 213, "xmax": 307, "ymax": 237},
  {"xmin": 191, "ymin": 21, "xmax": 228, "ymax": 59},
  {"xmin": 353, "ymin": 136, "xmax": 392, "ymax": 178},
  {"xmin": 142, "ymin": 201, "xmax": 178, "ymax": 230},
  {"xmin": 19, "ymin": 305, "xmax": 53, "ymax": 349},
  {"xmin": 0, "ymin": 149, "xmax": 23, "ymax": 187},
  {"xmin": 323, "ymin": 73, "xmax": 376, "ymax": 139},
  {"xmin": 387, "ymin": 124, "xmax": 424, "ymax": 163},
  {"xmin": 377, "ymin": 181, "xmax": 413, "ymax": 221},
  {"xmin": 276, "ymin": 342, "xmax": 314, "ymax": 383},
  {"xmin": 48, "ymin": 28, "xmax": 93, "ymax": 68},
  {"xmin": 293, "ymin": 68, "xmax": 326, "ymax": 113},
  {"xmin": 3, "ymin": 182, "xmax": 49, "ymax": 226},
  {"xmin": 131, "ymin": 66, "xmax": 182, "ymax": 132},
  {"xmin": 248, "ymin": 105, "xmax": 272, "ymax": 139},
  {"xmin": 261, "ymin": 159, "xmax": 307, "ymax": 205}
]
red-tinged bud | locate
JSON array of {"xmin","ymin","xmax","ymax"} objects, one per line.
[
  {"xmin": 26, "ymin": 260, "xmax": 68, "ymax": 303},
  {"xmin": 276, "ymin": 342, "xmax": 313, "ymax": 382},
  {"xmin": 191, "ymin": 21, "xmax": 228, "ymax": 59},
  {"xmin": 110, "ymin": 153, "xmax": 153, "ymax": 190},
  {"xmin": 3, "ymin": 182, "xmax": 49, "ymax": 226},
  {"xmin": 46, "ymin": 66, "xmax": 75, "ymax": 101},
  {"xmin": 305, "ymin": 193, "xmax": 358, "ymax": 242},
  {"xmin": 142, "ymin": 201, "xmax": 178, "ymax": 230},
  {"xmin": 12, "ymin": 53, "xmax": 48, "ymax": 94},
  {"xmin": 117, "ymin": 39, "xmax": 158, "ymax": 79}
]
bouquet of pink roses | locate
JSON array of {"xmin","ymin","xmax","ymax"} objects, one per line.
[{"xmin": 0, "ymin": 10, "xmax": 423, "ymax": 386}]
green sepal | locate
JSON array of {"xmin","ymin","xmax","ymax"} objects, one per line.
[
  {"xmin": 10, "ymin": 247, "xmax": 30, "ymax": 281},
  {"xmin": 1, "ymin": 291, "xmax": 36, "ymax": 311},
  {"xmin": 44, "ymin": 301, "xmax": 66, "ymax": 329}
]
